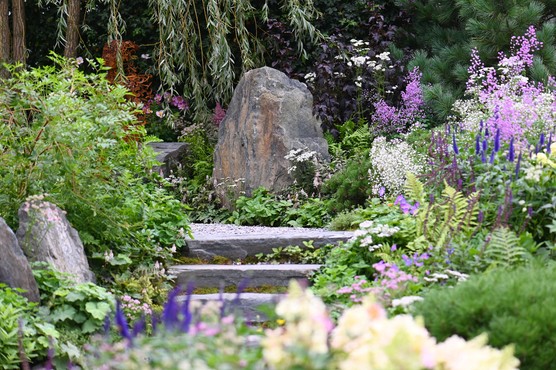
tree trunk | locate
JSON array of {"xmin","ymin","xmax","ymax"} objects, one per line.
[
  {"xmin": 0, "ymin": 0, "xmax": 9, "ymax": 63},
  {"xmin": 64, "ymin": 0, "xmax": 81, "ymax": 58},
  {"xmin": 11, "ymin": 0, "xmax": 25, "ymax": 65}
]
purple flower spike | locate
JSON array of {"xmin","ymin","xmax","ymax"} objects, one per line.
[
  {"xmin": 475, "ymin": 134, "xmax": 481, "ymax": 155},
  {"xmin": 132, "ymin": 316, "xmax": 146, "ymax": 337},
  {"xmin": 452, "ymin": 134, "xmax": 459, "ymax": 155},
  {"xmin": 507, "ymin": 137, "xmax": 515, "ymax": 162},
  {"xmin": 489, "ymin": 149, "xmax": 495, "ymax": 164},
  {"xmin": 540, "ymin": 133, "xmax": 545, "ymax": 146},
  {"xmin": 547, "ymin": 133, "xmax": 552, "ymax": 153},
  {"xmin": 479, "ymin": 120, "xmax": 484, "ymax": 133},
  {"xmin": 482, "ymin": 138, "xmax": 488, "ymax": 153},
  {"xmin": 478, "ymin": 210, "xmax": 484, "ymax": 223},
  {"xmin": 481, "ymin": 150, "xmax": 487, "ymax": 163},
  {"xmin": 162, "ymin": 287, "xmax": 182, "ymax": 329},
  {"xmin": 494, "ymin": 128, "xmax": 500, "ymax": 152},
  {"xmin": 115, "ymin": 300, "xmax": 132, "ymax": 343}
]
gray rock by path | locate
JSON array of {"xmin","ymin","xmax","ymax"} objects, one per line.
[
  {"xmin": 16, "ymin": 200, "xmax": 95, "ymax": 283},
  {"xmin": 170, "ymin": 263, "xmax": 321, "ymax": 289},
  {"xmin": 147, "ymin": 142, "xmax": 189, "ymax": 178},
  {"xmin": 0, "ymin": 217, "xmax": 40, "ymax": 302},
  {"xmin": 185, "ymin": 223, "xmax": 353, "ymax": 260},
  {"xmin": 213, "ymin": 66, "xmax": 330, "ymax": 208}
]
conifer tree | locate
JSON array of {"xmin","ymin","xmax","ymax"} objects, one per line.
[{"xmin": 397, "ymin": 0, "xmax": 556, "ymax": 121}]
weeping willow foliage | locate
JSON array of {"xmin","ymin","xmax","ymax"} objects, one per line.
[
  {"xmin": 148, "ymin": 0, "xmax": 321, "ymax": 119},
  {"xmin": 41, "ymin": 0, "xmax": 321, "ymax": 119}
]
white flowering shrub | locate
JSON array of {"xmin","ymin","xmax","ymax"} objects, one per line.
[{"xmin": 369, "ymin": 136, "xmax": 426, "ymax": 196}]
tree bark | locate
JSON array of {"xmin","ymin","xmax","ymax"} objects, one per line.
[
  {"xmin": 0, "ymin": 0, "xmax": 10, "ymax": 63},
  {"xmin": 64, "ymin": 0, "xmax": 81, "ymax": 58},
  {"xmin": 11, "ymin": 0, "xmax": 25, "ymax": 65}
]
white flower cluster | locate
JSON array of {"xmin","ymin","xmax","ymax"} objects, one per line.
[
  {"xmin": 423, "ymin": 269, "xmax": 469, "ymax": 283},
  {"xmin": 350, "ymin": 220, "xmax": 400, "ymax": 252},
  {"xmin": 369, "ymin": 137, "xmax": 426, "ymax": 196},
  {"xmin": 285, "ymin": 148, "xmax": 318, "ymax": 174}
]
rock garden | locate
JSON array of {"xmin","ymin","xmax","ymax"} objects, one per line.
[{"xmin": 1, "ymin": 1, "xmax": 556, "ymax": 369}]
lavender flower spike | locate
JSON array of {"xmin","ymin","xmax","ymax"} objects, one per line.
[
  {"xmin": 475, "ymin": 134, "xmax": 481, "ymax": 155},
  {"xmin": 494, "ymin": 128, "xmax": 500, "ymax": 152},
  {"xmin": 452, "ymin": 133, "xmax": 459, "ymax": 155},
  {"xmin": 507, "ymin": 136, "xmax": 515, "ymax": 162},
  {"xmin": 115, "ymin": 300, "xmax": 132, "ymax": 343}
]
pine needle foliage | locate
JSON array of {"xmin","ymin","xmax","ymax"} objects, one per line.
[{"xmin": 414, "ymin": 264, "xmax": 556, "ymax": 370}]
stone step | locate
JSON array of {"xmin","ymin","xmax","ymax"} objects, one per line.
[
  {"xmin": 179, "ymin": 293, "xmax": 283, "ymax": 323},
  {"xmin": 170, "ymin": 263, "xmax": 321, "ymax": 289},
  {"xmin": 185, "ymin": 225, "xmax": 353, "ymax": 260}
]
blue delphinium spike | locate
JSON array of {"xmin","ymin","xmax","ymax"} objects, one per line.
[
  {"xmin": 181, "ymin": 282, "xmax": 195, "ymax": 333},
  {"xmin": 162, "ymin": 287, "xmax": 181, "ymax": 330},
  {"xmin": 540, "ymin": 132, "xmax": 545, "ymax": 146},
  {"xmin": 452, "ymin": 133, "xmax": 459, "ymax": 155},
  {"xmin": 507, "ymin": 136, "xmax": 515, "ymax": 162},
  {"xmin": 485, "ymin": 127, "xmax": 490, "ymax": 137},
  {"xmin": 494, "ymin": 128, "xmax": 500, "ymax": 152},
  {"xmin": 132, "ymin": 316, "xmax": 146, "ymax": 337},
  {"xmin": 515, "ymin": 153, "xmax": 522, "ymax": 178},
  {"xmin": 482, "ymin": 138, "xmax": 488, "ymax": 153},
  {"xmin": 115, "ymin": 300, "xmax": 132, "ymax": 342},
  {"xmin": 475, "ymin": 134, "xmax": 481, "ymax": 155},
  {"xmin": 489, "ymin": 149, "xmax": 495, "ymax": 164},
  {"xmin": 479, "ymin": 120, "xmax": 484, "ymax": 133}
]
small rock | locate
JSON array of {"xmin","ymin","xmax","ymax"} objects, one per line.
[
  {"xmin": 0, "ymin": 217, "xmax": 40, "ymax": 302},
  {"xmin": 16, "ymin": 200, "xmax": 95, "ymax": 283}
]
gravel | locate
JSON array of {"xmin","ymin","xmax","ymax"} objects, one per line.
[{"xmin": 188, "ymin": 223, "xmax": 330, "ymax": 237}]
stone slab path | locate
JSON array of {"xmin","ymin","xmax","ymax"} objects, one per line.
[
  {"xmin": 184, "ymin": 223, "xmax": 353, "ymax": 259},
  {"xmin": 169, "ymin": 263, "xmax": 321, "ymax": 288},
  {"xmin": 172, "ymin": 223, "xmax": 354, "ymax": 321}
]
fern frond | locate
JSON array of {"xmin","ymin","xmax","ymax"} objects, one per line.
[
  {"xmin": 404, "ymin": 172, "xmax": 425, "ymax": 204},
  {"xmin": 484, "ymin": 227, "xmax": 528, "ymax": 269}
]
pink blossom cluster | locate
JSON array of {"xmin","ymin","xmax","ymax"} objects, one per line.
[
  {"xmin": 372, "ymin": 67, "xmax": 425, "ymax": 134},
  {"xmin": 462, "ymin": 26, "xmax": 554, "ymax": 142},
  {"xmin": 121, "ymin": 295, "xmax": 153, "ymax": 319},
  {"xmin": 336, "ymin": 276, "xmax": 377, "ymax": 303},
  {"xmin": 372, "ymin": 260, "xmax": 418, "ymax": 291}
]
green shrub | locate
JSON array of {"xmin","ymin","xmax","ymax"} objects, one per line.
[
  {"xmin": 0, "ymin": 285, "xmax": 59, "ymax": 369},
  {"xmin": 33, "ymin": 264, "xmax": 114, "ymax": 336},
  {"xmin": 0, "ymin": 54, "xmax": 190, "ymax": 276},
  {"xmin": 322, "ymin": 151, "xmax": 373, "ymax": 213},
  {"xmin": 413, "ymin": 264, "xmax": 556, "ymax": 370},
  {"xmin": 229, "ymin": 187, "xmax": 293, "ymax": 226}
]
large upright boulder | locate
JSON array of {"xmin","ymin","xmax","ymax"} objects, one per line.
[
  {"xmin": 0, "ymin": 217, "xmax": 40, "ymax": 302},
  {"xmin": 213, "ymin": 67, "xmax": 329, "ymax": 208},
  {"xmin": 16, "ymin": 200, "xmax": 95, "ymax": 283}
]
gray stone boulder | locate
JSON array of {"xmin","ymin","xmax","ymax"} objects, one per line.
[
  {"xmin": 0, "ymin": 217, "xmax": 40, "ymax": 302},
  {"xmin": 213, "ymin": 66, "xmax": 329, "ymax": 208},
  {"xmin": 147, "ymin": 142, "xmax": 189, "ymax": 178},
  {"xmin": 16, "ymin": 200, "xmax": 95, "ymax": 283}
]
